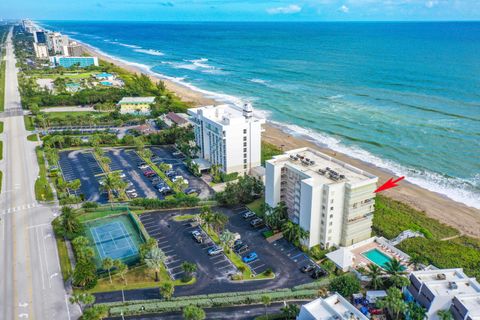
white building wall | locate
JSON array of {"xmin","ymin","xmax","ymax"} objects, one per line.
[{"xmin": 265, "ymin": 161, "xmax": 281, "ymax": 207}]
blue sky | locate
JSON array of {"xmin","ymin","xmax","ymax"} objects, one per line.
[{"xmin": 2, "ymin": 0, "xmax": 479, "ymax": 21}]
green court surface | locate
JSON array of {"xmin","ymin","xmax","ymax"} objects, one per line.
[{"xmin": 84, "ymin": 214, "xmax": 145, "ymax": 268}]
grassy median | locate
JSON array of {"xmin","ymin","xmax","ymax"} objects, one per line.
[
  {"xmin": 24, "ymin": 115, "xmax": 35, "ymax": 131},
  {"xmin": 56, "ymin": 235, "xmax": 73, "ymax": 281},
  {"xmin": 0, "ymin": 121, "xmax": 4, "ymax": 134},
  {"xmin": 0, "ymin": 171, "xmax": 3, "ymax": 194},
  {"xmin": 27, "ymin": 133, "xmax": 38, "ymax": 141},
  {"xmin": 34, "ymin": 146, "xmax": 54, "ymax": 201}
]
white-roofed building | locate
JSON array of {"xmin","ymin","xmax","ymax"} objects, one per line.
[
  {"xmin": 188, "ymin": 103, "xmax": 265, "ymax": 175},
  {"xmin": 297, "ymin": 293, "xmax": 368, "ymax": 320},
  {"xmin": 407, "ymin": 268, "xmax": 480, "ymax": 320},
  {"xmin": 266, "ymin": 147, "xmax": 378, "ymax": 248}
]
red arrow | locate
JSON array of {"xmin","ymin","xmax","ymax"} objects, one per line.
[{"xmin": 374, "ymin": 176, "xmax": 405, "ymax": 193}]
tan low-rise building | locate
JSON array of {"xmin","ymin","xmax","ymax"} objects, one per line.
[{"xmin": 118, "ymin": 97, "xmax": 155, "ymax": 115}]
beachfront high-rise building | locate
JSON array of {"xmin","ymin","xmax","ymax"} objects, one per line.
[
  {"xmin": 265, "ymin": 147, "xmax": 378, "ymax": 249},
  {"xmin": 61, "ymin": 43, "xmax": 83, "ymax": 57},
  {"xmin": 33, "ymin": 43, "xmax": 49, "ymax": 59},
  {"xmin": 47, "ymin": 32, "xmax": 69, "ymax": 54},
  {"xmin": 297, "ymin": 293, "xmax": 368, "ymax": 320},
  {"xmin": 50, "ymin": 56, "xmax": 99, "ymax": 68},
  {"xmin": 188, "ymin": 104, "xmax": 265, "ymax": 175},
  {"xmin": 33, "ymin": 31, "xmax": 47, "ymax": 44},
  {"xmin": 407, "ymin": 268, "xmax": 480, "ymax": 320}
]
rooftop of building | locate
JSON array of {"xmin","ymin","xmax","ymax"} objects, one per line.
[
  {"xmin": 166, "ymin": 112, "xmax": 188, "ymax": 125},
  {"xmin": 118, "ymin": 97, "xmax": 156, "ymax": 104},
  {"xmin": 411, "ymin": 268, "xmax": 480, "ymax": 296},
  {"xmin": 455, "ymin": 294, "xmax": 480, "ymax": 318},
  {"xmin": 301, "ymin": 293, "xmax": 368, "ymax": 320},
  {"xmin": 188, "ymin": 104, "xmax": 265, "ymax": 126},
  {"xmin": 269, "ymin": 147, "xmax": 377, "ymax": 185}
]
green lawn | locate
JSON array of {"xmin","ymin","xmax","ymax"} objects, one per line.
[
  {"xmin": 0, "ymin": 171, "xmax": 3, "ymax": 194},
  {"xmin": 44, "ymin": 111, "xmax": 102, "ymax": 119},
  {"xmin": 0, "ymin": 59, "xmax": 5, "ymax": 112},
  {"xmin": 261, "ymin": 141, "xmax": 283, "ymax": 165},
  {"xmin": 34, "ymin": 147, "xmax": 54, "ymax": 201},
  {"xmin": 0, "ymin": 141, "xmax": 2, "ymax": 160},
  {"xmin": 0, "ymin": 121, "xmax": 4, "ymax": 134},
  {"xmin": 247, "ymin": 197, "xmax": 265, "ymax": 218},
  {"xmin": 172, "ymin": 214, "xmax": 197, "ymax": 222},
  {"xmin": 56, "ymin": 235, "xmax": 73, "ymax": 281},
  {"xmin": 77, "ymin": 208, "xmax": 129, "ymax": 223},
  {"xmin": 24, "ymin": 116, "xmax": 35, "ymax": 131},
  {"xmin": 37, "ymin": 72, "xmax": 95, "ymax": 80},
  {"xmin": 27, "ymin": 133, "xmax": 38, "ymax": 141},
  {"xmin": 86, "ymin": 264, "xmax": 195, "ymax": 294},
  {"xmin": 373, "ymin": 195, "xmax": 480, "ymax": 281}
]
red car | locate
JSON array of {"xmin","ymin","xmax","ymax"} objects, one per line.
[
  {"xmin": 369, "ymin": 308, "xmax": 383, "ymax": 315},
  {"xmin": 143, "ymin": 170, "xmax": 155, "ymax": 177}
]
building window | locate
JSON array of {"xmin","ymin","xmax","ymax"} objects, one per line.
[
  {"xmin": 329, "ymin": 222, "xmax": 333, "ymax": 226},
  {"xmin": 329, "ymin": 214, "xmax": 333, "ymax": 218},
  {"xmin": 243, "ymin": 142, "xmax": 247, "ymax": 147},
  {"xmin": 244, "ymin": 164, "xmax": 247, "ymax": 169},
  {"xmin": 244, "ymin": 159, "xmax": 247, "ymax": 164},
  {"xmin": 330, "ymin": 199, "xmax": 334, "ymax": 204},
  {"xmin": 244, "ymin": 153, "xmax": 247, "ymax": 158},
  {"xmin": 243, "ymin": 129, "xmax": 247, "ymax": 134},
  {"xmin": 243, "ymin": 136, "xmax": 247, "ymax": 141},
  {"xmin": 330, "ymin": 207, "xmax": 334, "ymax": 210},
  {"xmin": 244, "ymin": 148, "xmax": 247, "ymax": 152}
]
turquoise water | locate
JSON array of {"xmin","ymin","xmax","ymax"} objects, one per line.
[
  {"xmin": 362, "ymin": 248, "xmax": 406, "ymax": 270},
  {"xmin": 39, "ymin": 21, "xmax": 480, "ymax": 209}
]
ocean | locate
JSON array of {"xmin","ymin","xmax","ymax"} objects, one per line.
[{"xmin": 39, "ymin": 21, "xmax": 480, "ymax": 209}]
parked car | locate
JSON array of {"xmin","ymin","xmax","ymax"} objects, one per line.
[
  {"xmin": 369, "ymin": 308, "xmax": 383, "ymax": 315},
  {"xmin": 185, "ymin": 188, "xmax": 200, "ymax": 195},
  {"xmin": 250, "ymin": 218, "xmax": 265, "ymax": 228},
  {"xmin": 137, "ymin": 161, "xmax": 147, "ymax": 167},
  {"xmin": 242, "ymin": 211, "xmax": 256, "ymax": 219},
  {"xmin": 191, "ymin": 230, "xmax": 204, "ymax": 243},
  {"xmin": 126, "ymin": 188, "xmax": 137, "ymax": 194},
  {"xmin": 118, "ymin": 173, "xmax": 126, "ymax": 178},
  {"xmin": 166, "ymin": 170, "xmax": 176, "ymax": 177},
  {"xmin": 311, "ymin": 268, "xmax": 327, "ymax": 279},
  {"xmin": 300, "ymin": 264, "xmax": 316, "ymax": 273},
  {"xmin": 207, "ymin": 246, "xmax": 224, "ymax": 256},
  {"xmin": 242, "ymin": 252, "xmax": 258, "ymax": 263},
  {"xmin": 173, "ymin": 151, "xmax": 182, "ymax": 157},
  {"xmin": 234, "ymin": 243, "xmax": 249, "ymax": 254}
]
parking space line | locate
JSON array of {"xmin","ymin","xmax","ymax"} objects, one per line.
[
  {"xmin": 251, "ymin": 263, "xmax": 266, "ymax": 271},
  {"xmin": 291, "ymin": 253, "xmax": 305, "ymax": 260},
  {"xmin": 164, "ymin": 250, "xmax": 175, "ymax": 254},
  {"xmin": 157, "ymin": 240, "xmax": 169, "ymax": 245},
  {"xmin": 217, "ymin": 265, "xmax": 233, "ymax": 270}
]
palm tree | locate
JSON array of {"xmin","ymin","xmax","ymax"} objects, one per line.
[
  {"xmin": 437, "ymin": 309, "xmax": 454, "ymax": 320},
  {"xmin": 199, "ymin": 206, "xmax": 214, "ymax": 231},
  {"xmin": 69, "ymin": 292, "xmax": 95, "ymax": 312},
  {"xmin": 102, "ymin": 257, "xmax": 114, "ymax": 284},
  {"xmin": 384, "ymin": 258, "xmax": 406, "ymax": 277},
  {"xmin": 159, "ymin": 282, "xmax": 174, "ymax": 300},
  {"xmin": 114, "ymin": 259, "xmax": 128, "ymax": 285},
  {"xmin": 145, "ymin": 247, "xmax": 166, "ymax": 282},
  {"xmin": 219, "ymin": 229, "xmax": 235, "ymax": 252},
  {"xmin": 158, "ymin": 162, "xmax": 171, "ymax": 172},
  {"xmin": 281, "ymin": 304, "xmax": 300, "ymax": 319},
  {"xmin": 282, "ymin": 221, "xmax": 296, "ymax": 242},
  {"xmin": 261, "ymin": 295, "xmax": 272, "ymax": 319},
  {"xmin": 406, "ymin": 302, "xmax": 427, "ymax": 320},
  {"xmin": 211, "ymin": 212, "xmax": 228, "ymax": 233},
  {"xmin": 367, "ymin": 264, "xmax": 384, "ymax": 290},
  {"xmin": 377, "ymin": 287, "xmax": 407, "ymax": 320},
  {"xmin": 60, "ymin": 206, "xmax": 83, "ymax": 237},
  {"xmin": 181, "ymin": 261, "xmax": 197, "ymax": 282},
  {"xmin": 100, "ymin": 172, "xmax": 127, "ymax": 204}
]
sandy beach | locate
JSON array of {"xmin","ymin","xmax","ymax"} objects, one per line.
[{"xmin": 81, "ymin": 43, "xmax": 480, "ymax": 238}]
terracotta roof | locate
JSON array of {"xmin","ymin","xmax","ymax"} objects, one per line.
[{"xmin": 166, "ymin": 112, "xmax": 188, "ymax": 125}]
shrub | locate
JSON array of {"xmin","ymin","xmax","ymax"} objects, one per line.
[{"xmin": 328, "ymin": 274, "xmax": 361, "ymax": 299}]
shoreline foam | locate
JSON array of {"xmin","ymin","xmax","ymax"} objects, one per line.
[{"xmin": 65, "ymin": 35, "xmax": 480, "ymax": 238}]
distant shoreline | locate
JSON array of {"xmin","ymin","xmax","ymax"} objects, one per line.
[{"xmin": 78, "ymin": 41, "xmax": 480, "ymax": 238}]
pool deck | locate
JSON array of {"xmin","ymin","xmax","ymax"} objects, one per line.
[{"xmin": 350, "ymin": 241, "xmax": 411, "ymax": 271}]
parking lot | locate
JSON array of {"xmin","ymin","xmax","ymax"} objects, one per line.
[
  {"xmin": 139, "ymin": 209, "xmax": 236, "ymax": 282},
  {"xmin": 58, "ymin": 145, "xmax": 213, "ymax": 203},
  {"xmin": 106, "ymin": 149, "xmax": 160, "ymax": 199},
  {"xmin": 223, "ymin": 206, "xmax": 320, "ymax": 281},
  {"xmin": 59, "ymin": 150, "xmax": 108, "ymax": 203},
  {"xmin": 150, "ymin": 146, "xmax": 214, "ymax": 199}
]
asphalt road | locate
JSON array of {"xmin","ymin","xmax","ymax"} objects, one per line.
[{"xmin": 0, "ymin": 28, "xmax": 80, "ymax": 320}]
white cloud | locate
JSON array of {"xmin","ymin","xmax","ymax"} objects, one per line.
[
  {"xmin": 266, "ymin": 4, "xmax": 302, "ymax": 14},
  {"xmin": 425, "ymin": 0, "xmax": 439, "ymax": 8},
  {"xmin": 338, "ymin": 4, "xmax": 349, "ymax": 13}
]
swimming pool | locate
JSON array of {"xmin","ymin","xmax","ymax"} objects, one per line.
[{"xmin": 362, "ymin": 248, "xmax": 405, "ymax": 270}]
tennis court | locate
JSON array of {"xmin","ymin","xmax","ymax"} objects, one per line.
[{"xmin": 84, "ymin": 213, "xmax": 145, "ymax": 268}]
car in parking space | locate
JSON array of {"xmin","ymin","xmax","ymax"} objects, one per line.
[
  {"xmin": 185, "ymin": 187, "xmax": 200, "ymax": 195},
  {"xmin": 118, "ymin": 173, "xmax": 126, "ymax": 178},
  {"xmin": 311, "ymin": 267, "xmax": 328, "ymax": 279},
  {"xmin": 300, "ymin": 264, "xmax": 316, "ymax": 273},
  {"xmin": 173, "ymin": 151, "xmax": 182, "ymax": 157},
  {"xmin": 234, "ymin": 243, "xmax": 249, "ymax": 254},
  {"xmin": 207, "ymin": 246, "xmax": 224, "ymax": 256},
  {"xmin": 250, "ymin": 218, "xmax": 265, "ymax": 228},
  {"xmin": 191, "ymin": 230, "xmax": 204, "ymax": 243},
  {"xmin": 242, "ymin": 252, "xmax": 258, "ymax": 263},
  {"xmin": 137, "ymin": 162, "xmax": 147, "ymax": 168},
  {"xmin": 242, "ymin": 211, "xmax": 256, "ymax": 219}
]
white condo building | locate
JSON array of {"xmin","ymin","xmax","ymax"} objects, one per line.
[
  {"xmin": 297, "ymin": 293, "xmax": 368, "ymax": 320},
  {"xmin": 48, "ymin": 32, "xmax": 69, "ymax": 54},
  {"xmin": 407, "ymin": 268, "xmax": 480, "ymax": 320},
  {"xmin": 265, "ymin": 148, "xmax": 378, "ymax": 249},
  {"xmin": 33, "ymin": 43, "xmax": 49, "ymax": 59},
  {"xmin": 188, "ymin": 104, "xmax": 265, "ymax": 175}
]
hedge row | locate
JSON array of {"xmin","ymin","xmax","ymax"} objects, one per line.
[
  {"xmin": 108, "ymin": 289, "xmax": 318, "ymax": 316},
  {"xmin": 130, "ymin": 195, "xmax": 200, "ymax": 209}
]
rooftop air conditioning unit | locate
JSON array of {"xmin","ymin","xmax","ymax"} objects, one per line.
[{"xmin": 448, "ymin": 282, "xmax": 458, "ymax": 290}]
